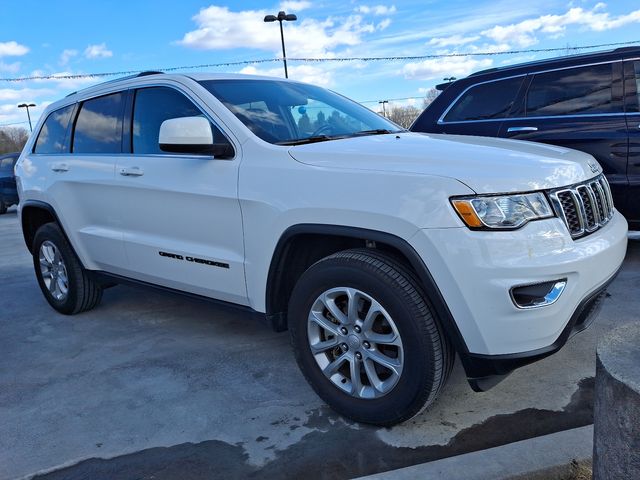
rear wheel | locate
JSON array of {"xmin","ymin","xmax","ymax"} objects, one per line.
[
  {"xmin": 32, "ymin": 222, "xmax": 103, "ymax": 314},
  {"xmin": 0, "ymin": 199, "xmax": 6, "ymax": 215},
  {"xmin": 289, "ymin": 249, "xmax": 452, "ymax": 426}
]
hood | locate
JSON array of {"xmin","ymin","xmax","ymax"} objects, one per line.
[{"xmin": 287, "ymin": 132, "xmax": 601, "ymax": 194}]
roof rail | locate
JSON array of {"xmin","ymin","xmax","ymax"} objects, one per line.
[
  {"xmin": 65, "ymin": 71, "xmax": 165, "ymax": 97},
  {"xmin": 136, "ymin": 70, "xmax": 164, "ymax": 77},
  {"xmin": 614, "ymin": 46, "xmax": 640, "ymax": 53}
]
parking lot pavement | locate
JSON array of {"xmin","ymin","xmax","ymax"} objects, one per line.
[{"xmin": 1, "ymin": 209, "xmax": 638, "ymax": 480}]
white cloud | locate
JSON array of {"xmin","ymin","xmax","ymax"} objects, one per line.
[
  {"xmin": 0, "ymin": 41, "xmax": 29, "ymax": 57},
  {"xmin": 482, "ymin": 5, "xmax": 640, "ymax": 47},
  {"xmin": 428, "ymin": 35, "xmax": 481, "ymax": 48},
  {"xmin": 279, "ymin": 1, "xmax": 312, "ymax": 11},
  {"xmin": 377, "ymin": 18, "xmax": 392, "ymax": 31},
  {"xmin": 29, "ymin": 70, "xmax": 101, "ymax": 90},
  {"xmin": 84, "ymin": 43, "xmax": 113, "ymax": 59},
  {"xmin": 355, "ymin": 5, "xmax": 396, "ymax": 15},
  {"xmin": 59, "ymin": 49, "xmax": 78, "ymax": 66},
  {"xmin": 0, "ymin": 61, "xmax": 21, "ymax": 73},
  {"xmin": 177, "ymin": 6, "xmax": 378, "ymax": 57},
  {"xmin": 239, "ymin": 63, "xmax": 334, "ymax": 86},
  {"xmin": 403, "ymin": 57, "xmax": 493, "ymax": 80},
  {"xmin": 0, "ymin": 87, "xmax": 54, "ymax": 102}
]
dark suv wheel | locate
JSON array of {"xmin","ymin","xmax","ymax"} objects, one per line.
[
  {"xmin": 289, "ymin": 249, "xmax": 453, "ymax": 426},
  {"xmin": 32, "ymin": 222, "xmax": 103, "ymax": 314}
]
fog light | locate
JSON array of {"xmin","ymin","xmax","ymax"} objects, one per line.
[{"xmin": 510, "ymin": 279, "xmax": 567, "ymax": 309}]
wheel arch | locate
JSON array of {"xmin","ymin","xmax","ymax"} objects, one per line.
[
  {"xmin": 265, "ymin": 224, "xmax": 471, "ymax": 362},
  {"xmin": 21, "ymin": 200, "xmax": 67, "ymax": 254}
]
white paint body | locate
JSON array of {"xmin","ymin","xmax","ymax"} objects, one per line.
[{"xmin": 16, "ymin": 73, "xmax": 628, "ymax": 356}]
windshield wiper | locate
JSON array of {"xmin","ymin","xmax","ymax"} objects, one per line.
[
  {"xmin": 348, "ymin": 128, "xmax": 406, "ymax": 137},
  {"xmin": 276, "ymin": 135, "xmax": 336, "ymax": 146}
]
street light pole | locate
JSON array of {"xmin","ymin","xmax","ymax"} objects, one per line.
[
  {"xmin": 378, "ymin": 100, "xmax": 389, "ymax": 117},
  {"xmin": 18, "ymin": 103, "xmax": 36, "ymax": 132},
  {"xmin": 264, "ymin": 11, "xmax": 297, "ymax": 78}
]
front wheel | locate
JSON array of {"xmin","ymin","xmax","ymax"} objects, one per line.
[
  {"xmin": 289, "ymin": 249, "xmax": 452, "ymax": 426},
  {"xmin": 0, "ymin": 199, "xmax": 6, "ymax": 215}
]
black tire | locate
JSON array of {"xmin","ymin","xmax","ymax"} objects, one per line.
[
  {"xmin": 0, "ymin": 199, "xmax": 6, "ymax": 215},
  {"xmin": 289, "ymin": 248, "xmax": 453, "ymax": 426},
  {"xmin": 32, "ymin": 222, "xmax": 103, "ymax": 315}
]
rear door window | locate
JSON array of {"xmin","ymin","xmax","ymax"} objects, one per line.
[
  {"xmin": 72, "ymin": 92, "xmax": 125, "ymax": 153},
  {"xmin": 443, "ymin": 77, "xmax": 524, "ymax": 122},
  {"xmin": 33, "ymin": 105, "xmax": 74, "ymax": 154},
  {"xmin": 624, "ymin": 61, "xmax": 640, "ymax": 113},
  {"xmin": 526, "ymin": 63, "xmax": 615, "ymax": 117}
]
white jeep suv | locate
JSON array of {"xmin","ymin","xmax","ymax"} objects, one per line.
[{"xmin": 15, "ymin": 72, "xmax": 628, "ymax": 426}]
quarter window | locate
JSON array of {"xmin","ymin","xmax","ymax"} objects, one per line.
[
  {"xmin": 526, "ymin": 63, "xmax": 615, "ymax": 117},
  {"xmin": 443, "ymin": 77, "xmax": 524, "ymax": 122},
  {"xmin": 132, "ymin": 87, "xmax": 226, "ymax": 154},
  {"xmin": 34, "ymin": 105, "xmax": 74, "ymax": 154},
  {"xmin": 72, "ymin": 92, "xmax": 125, "ymax": 154}
]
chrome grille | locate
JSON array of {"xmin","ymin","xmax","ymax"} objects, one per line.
[{"xmin": 550, "ymin": 174, "xmax": 614, "ymax": 239}]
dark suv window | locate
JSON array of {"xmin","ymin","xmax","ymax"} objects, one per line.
[
  {"xmin": 72, "ymin": 92, "xmax": 125, "ymax": 153},
  {"xmin": 629, "ymin": 61, "xmax": 640, "ymax": 112},
  {"xmin": 132, "ymin": 87, "xmax": 226, "ymax": 155},
  {"xmin": 443, "ymin": 77, "xmax": 524, "ymax": 122},
  {"xmin": 34, "ymin": 105, "xmax": 74, "ymax": 154},
  {"xmin": 526, "ymin": 63, "xmax": 615, "ymax": 117},
  {"xmin": 0, "ymin": 155, "xmax": 17, "ymax": 172}
]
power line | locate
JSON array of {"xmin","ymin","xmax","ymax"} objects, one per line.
[
  {"xmin": 1, "ymin": 39, "xmax": 638, "ymax": 83},
  {"xmin": 0, "ymin": 120, "xmax": 29, "ymax": 127},
  {"xmin": 359, "ymin": 96, "xmax": 424, "ymax": 104}
]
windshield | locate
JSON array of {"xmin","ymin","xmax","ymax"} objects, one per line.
[{"xmin": 198, "ymin": 79, "xmax": 404, "ymax": 145}]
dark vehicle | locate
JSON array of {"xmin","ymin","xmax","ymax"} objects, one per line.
[
  {"xmin": 0, "ymin": 152, "xmax": 20, "ymax": 214},
  {"xmin": 411, "ymin": 47, "xmax": 640, "ymax": 229}
]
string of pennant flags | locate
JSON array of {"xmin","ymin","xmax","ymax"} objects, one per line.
[{"xmin": 0, "ymin": 39, "xmax": 638, "ymax": 83}]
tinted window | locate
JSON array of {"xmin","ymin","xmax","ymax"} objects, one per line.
[
  {"xmin": 73, "ymin": 92, "xmax": 125, "ymax": 153},
  {"xmin": 132, "ymin": 87, "xmax": 225, "ymax": 154},
  {"xmin": 34, "ymin": 105, "xmax": 74, "ymax": 154},
  {"xmin": 631, "ymin": 61, "xmax": 640, "ymax": 112},
  {"xmin": 443, "ymin": 77, "xmax": 523, "ymax": 122},
  {"xmin": 526, "ymin": 63, "xmax": 615, "ymax": 117},
  {"xmin": 636, "ymin": 62, "xmax": 640, "ymax": 106},
  {"xmin": 0, "ymin": 155, "xmax": 17, "ymax": 172}
]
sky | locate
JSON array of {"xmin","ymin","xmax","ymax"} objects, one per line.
[{"xmin": 1, "ymin": 0, "xmax": 640, "ymax": 128}]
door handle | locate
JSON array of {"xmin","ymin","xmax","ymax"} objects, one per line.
[
  {"xmin": 507, "ymin": 126, "xmax": 538, "ymax": 133},
  {"xmin": 51, "ymin": 163, "xmax": 69, "ymax": 172},
  {"xmin": 119, "ymin": 167, "xmax": 144, "ymax": 177}
]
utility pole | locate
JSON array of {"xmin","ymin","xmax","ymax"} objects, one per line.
[
  {"xmin": 378, "ymin": 100, "xmax": 389, "ymax": 117},
  {"xmin": 18, "ymin": 103, "xmax": 36, "ymax": 132},
  {"xmin": 264, "ymin": 11, "xmax": 297, "ymax": 78}
]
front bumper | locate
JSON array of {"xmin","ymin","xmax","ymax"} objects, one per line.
[{"xmin": 409, "ymin": 210, "xmax": 628, "ymax": 385}]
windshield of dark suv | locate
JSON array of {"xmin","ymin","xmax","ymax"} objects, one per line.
[{"xmin": 198, "ymin": 79, "xmax": 404, "ymax": 145}]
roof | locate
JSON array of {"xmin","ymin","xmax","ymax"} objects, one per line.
[{"xmin": 469, "ymin": 45, "xmax": 640, "ymax": 78}]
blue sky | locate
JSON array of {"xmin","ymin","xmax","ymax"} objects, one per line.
[{"xmin": 1, "ymin": 0, "xmax": 640, "ymax": 127}]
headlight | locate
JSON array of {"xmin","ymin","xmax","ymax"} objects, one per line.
[{"xmin": 451, "ymin": 192, "xmax": 553, "ymax": 230}]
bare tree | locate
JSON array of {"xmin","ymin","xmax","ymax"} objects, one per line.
[
  {"xmin": 0, "ymin": 127, "xmax": 30, "ymax": 154},
  {"xmin": 422, "ymin": 88, "xmax": 440, "ymax": 109},
  {"xmin": 387, "ymin": 105, "xmax": 422, "ymax": 129}
]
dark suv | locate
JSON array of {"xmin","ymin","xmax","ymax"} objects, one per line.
[
  {"xmin": 0, "ymin": 152, "xmax": 19, "ymax": 214},
  {"xmin": 411, "ymin": 46, "xmax": 640, "ymax": 229}
]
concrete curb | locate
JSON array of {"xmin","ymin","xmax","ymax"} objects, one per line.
[{"xmin": 354, "ymin": 425, "xmax": 593, "ymax": 480}]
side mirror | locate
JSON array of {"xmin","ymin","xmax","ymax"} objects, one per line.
[{"xmin": 159, "ymin": 116, "xmax": 234, "ymax": 158}]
